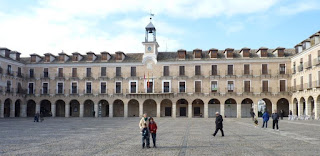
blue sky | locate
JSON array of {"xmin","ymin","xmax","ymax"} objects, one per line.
[{"xmin": 0, "ymin": 0, "xmax": 319, "ymax": 57}]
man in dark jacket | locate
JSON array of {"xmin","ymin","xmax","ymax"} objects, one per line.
[
  {"xmin": 213, "ymin": 112, "xmax": 224, "ymax": 137},
  {"xmin": 272, "ymin": 110, "xmax": 280, "ymax": 131}
]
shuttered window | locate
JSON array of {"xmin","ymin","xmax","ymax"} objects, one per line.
[
  {"xmin": 195, "ymin": 66, "xmax": 201, "ymax": 75},
  {"xmin": 116, "ymin": 67, "xmax": 121, "ymax": 77},
  {"xmin": 300, "ymin": 76, "xmax": 303, "ymax": 90},
  {"xmin": 308, "ymin": 54, "xmax": 312, "ymax": 67},
  {"xmin": 86, "ymin": 68, "xmax": 91, "ymax": 77},
  {"xmin": 72, "ymin": 68, "xmax": 77, "ymax": 77},
  {"xmin": 262, "ymin": 64, "xmax": 268, "ymax": 75},
  {"xmin": 178, "ymin": 51, "xmax": 185, "ymax": 59},
  {"xmin": 211, "ymin": 65, "xmax": 217, "ymax": 75},
  {"xmin": 227, "ymin": 65, "xmax": 233, "ymax": 75},
  {"xmin": 195, "ymin": 81, "xmax": 201, "ymax": 93},
  {"xmin": 262, "ymin": 81, "xmax": 268, "ymax": 92},
  {"xmin": 195, "ymin": 51, "xmax": 201, "ymax": 58},
  {"xmin": 280, "ymin": 80, "xmax": 286, "ymax": 92},
  {"xmin": 58, "ymin": 68, "xmax": 63, "ymax": 77},
  {"xmin": 179, "ymin": 66, "xmax": 185, "ymax": 76},
  {"xmin": 244, "ymin": 81, "xmax": 250, "ymax": 92},
  {"xmin": 131, "ymin": 67, "xmax": 136, "ymax": 77},
  {"xmin": 243, "ymin": 51, "xmax": 250, "ymax": 57},
  {"xmin": 101, "ymin": 53, "xmax": 108, "ymax": 60},
  {"xmin": 244, "ymin": 64, "xmax": 250, "ymax": 75},
  {"xmin": 211, "ymin": 51, "xmax": 217, "ymax": 58},
  {"xmin": 88, "ymin": 54, "xmax": 93, "ymax": 61},
  {"xmin": 261, "ymin": 50, "xmax": 267, "ymax": 57},
  {"xmin": 163, "ymin": 66, "xmax": 169, "ymax": 76},
  {"xmin": 101, "ymin": 67, "xmax": 107, "ymax": 77}
]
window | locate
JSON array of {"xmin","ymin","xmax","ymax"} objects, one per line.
[
  {"xmin": 29, "ymin": 69, "xmax": 34, "ymax": 78},
  {"xmin": 179, "ymin": 82, "xmax": 186, "ymax": 93},
  {"xmin": 6, "ymin": 81, "xmax": 11, "ymax": 92},
  {"xmin": 262, "ymin": 80, "xmax": 268, "ymax": 92},
  {"xmin": 88, "ymin": 54, "xmax": 93, "ymax": 61},
  {"xmin": 58, "ymin": 68, "xmax": 63, "ymax": 77},
  {"xmin": 72, "ymin": 68, "xmax": 77, "ymax": 77},
  {"xmin": 130, "ymin": 82, "xmax": 137, "ymax": 93},
  {"xmin": 195, "ymin": 81, "xmax": 201, "ymax": 93},
  {"xmin": 45, "ymin": 55, "xmax": 50, "ymax": 62},
  {"xmin": 101, "ymin": 53, "xmax": 108, "ymax": 60},
  {"xmin": 308, "ymin": 54, "xmax": 312, "ymax": 68},
  {"xmin": 294, "ymin": 79, "xmax": 296, "ymax": 90},
  {"xmin": 243, "ymin": 50, "xmax": 250, "ymax": 57},
  {"xmin": 244, "ymin": 64, "xmax": 250, "ymax": 75},
  {"xmin": 280, "ymin": 80, "xmax": 286, "ymax": 92},
  {"xmin": 44, "ymin": 68, "xmax": 49, "ymax": 78},
  {"xmin": 42, "ymin": 83, "xmax": 48, "ymax": 94},
  {"xmin": 195, "ymin": 65, "xmax": 201, "ymax": 75},
  {"xmin": 211, "ymin": 51, "xmax": 217, "ymax": 58},
  {"xmin": 227, "ymin": 51, "xmax": 233, "ymax": 58},
  {"xmin": 147, "ymin": 81, "xmax": 153, "ymax": 93},
  {"xmin": 178, "ymin": 51, "xmax": 185, "ymax": 59},
  {"xmin": 211, "ymin": 65, "xmax": 217, "ymax": 75},
  {"xmin": 101, "ymin": 67, "xmax": 107, "ymax": 77},
  {"xmin": 7, "ymin": 65, "xmax": 12, "ymax": 75},
  {"xmin": 71, "ymin": 82, "xmax": 77, "ymax": 94},
  {"xmin": 300, "ymin": 76, "xmax": 303, "ymax": 90},
  {"xmin": 17, "ymin": 83, "xmax": 22, "ymax": 93},
  {"xmin": 86, "ymin": 68, "xmax": 91, "ymax": 77},
  {"xmin": 262, "ymin": 64, "xmax": 268, "ymax": 75},
  {"xmin": 318, "ymin": 50, "xmax": 320, "ymax": 61},
  {"xmin": 116, "ymin": 53, "xmax": 122, "ymax": 60},
  {"xmin": 318, "ymin": 71, "xmax": 320, "ymax": 86},
  {"xmin": 57, "ymin": 82, "xmax": 63, "ymax": 94},
  {"xmin": 211, "ymin": 81, "xmax": 218, "ymax": 92},
  {"xmin": 72, "ymin": 55, "xmax": 78, "ymax": 61},
  {"xmin": 179, "ymin": 66, "xmax": 185, "ymax": 76},
  {"xmin": 227, "ymin": 65, "xmax": 233, "ymax": 75},
  {"xmin": 244, "ymin": 81, "xmax": 250, "ymax": 92},
  {"xmin": 86, "ymin": 82, "xmax": 92, "ymax": 94},
  {"xmin": 17, "ymin": 67, "xmax": 22, "ymax": 77},
  {"xmin": 227, "ymin": 81, "xmax": 234, "ymax": 92},
  {"xmin": 163, "ymin": 66, "xmax": 169, "ymax": 76},
  {"xmin": 261, "ymin": 50, "xmax": 267, "ymax": 57},
  {"xmin": 309, "ymin": 74, "xmax": 312, "ymax": 88},
  {"xmin": 299, "ymin": 58, "xmax": 303, "ymax": 71},
  {"xmin": 163, "ymin": 81, "xmax": 170, "ymax": 93},
  {"xmin": 59, "ymin": 55, "xmax": 64, "ymax": 61},
  {"xmin": 101, "ymin": 82, "xmax": 107, "ymax": 94},
  {"xmin": 28, "ymin": 83, "xmax": 34, "ymax": 94},
  {"xmin": 279, "ymin": 64, "xmax": 285, "ymax": 74},
  {"xmin": 293, "ymin": 62, "xmax": 296, "ymax": 73},
  {"xmin": 116, "ymin": 67, "xmax": 121, "ymax": 77},
  {"xmin": 31, "ymin": 56, "xmax": 36, "ymax": 62},
  {"xmin": 116, "ymin": 82, "xmax": 121, "ymax": 93},
  {"xmin": 195, "ymin": 51, "xmax": 201, "ymax": 58},
  {"xmin": 131, "ymin": 67, "xmax": 136, "ymax": 77}
]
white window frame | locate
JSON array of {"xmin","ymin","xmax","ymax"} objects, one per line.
[
  {"xmin": 178, "ymin": 80, "xmax": 186, "ymax": 93},
  {"xmin": 115, "ymin": 81, "xmax": 122, "ymax": 94},
  {"xmin": 129, "ymin": 80, "xmax": 138, "ymax": 93},
  {"xmin": 28, "ymin": 82, "xmax": 34, "ymax": 94},
  {"xmin": 243, "ymin": 80, "xmax": 251, "ymax": 92},
  {"xmin": 279, "ymin": 79, "xmax": 287, "ymax": 92},
  {"xmin": 100, "ymin": 81, "xmax": 107, "ymax": 94},
  {"xmin": 210, "ymin": 80, "xmax": 218, "ymax": 92},
  {"xmin": 194, "ymin": 80, "xmax": 202, "ymax": 93},
  {"xmin": 144, "ymin": 79, "xmax": 154, "ymax": 93},
  {"xmin": 162, "ymin": 80, "xmax": 171, "ymax": 93},
  {"xmin": 56, "ymin": 81, "xmax": 64, "ymax": 94},
  {"xmin": 227, "ymin": 80, "xmax": 235, "ymax": 91},
  {"xmin": 85, "ymin": 81, "xmax": 92, "ymax": 94},
  {"xmin": 42, "ymin": 82, "xmax": 49, "ymax": 94},
  {"xmin": 70, "ymin": 81, "xmax": 78, "ymax": 94}
]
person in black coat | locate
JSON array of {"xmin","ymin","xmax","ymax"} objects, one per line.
[
  {"xmin": 272, "ymin": 110, "xmax": 280, "ymax": 131},
  {"xmin": 212, "ymin": 112, "xmax": 224, "ymax": 137}
]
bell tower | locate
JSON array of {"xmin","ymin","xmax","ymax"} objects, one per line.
[{"xmin": 142, "ymin": 16, "xmax": 159, "ymax": 64}]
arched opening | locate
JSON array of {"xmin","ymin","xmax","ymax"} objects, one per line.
[
  {"xmin": 98, "ymin": 100, "xmax": 109, "ymax": 117},
  {"xmin": 27, "ymin": 100, "xmax": 36, "ymax": 117},
  {"xmin": 4, "ymin": 98, "xmax": 11, "ymax": 117},
  {"xmin": 160, "ymin": 99, "xmax": 172, "ymax": 117},
  {"xmin": 293, "ymin": 98, "xmax": 298, "ymax": 116},
  {"xmin": 40, "ymin": 100, "xmax": 51, "ymax": 117},
  {"xmin": 15, "ymin": 99, "xmax": 21, "ymax": 117},
  {"xmin": 84, "ymin": 100, "xmax": 94, "ymax": 117},
  {"xmin": 208, "ymin": 99, "xmax": 220, "ymax": 118},
  {"xmin": 308, "ymin": 96, "xmax": 315, "ymax": 116},
  {"xmin": 192, "ymin": 99, "xmax": 204, "ymax": 117},
  {"xmin": 70, "ymin": 100, "xmax": 80, "ymax": 117},
  {"xmin": 128, "ymin": 99, "xmax": 139, "ymax": 117},
  {"xmin": 56, "ymin": 100, "xmax": 65, "ymax": 117},
  {"xmin": 224, "ymin": 98, "xmax": 237, "ymax": 118},
  {"xmin": 277, "ymin": 98, "xmax": 289, "ymax": 117},
  {"xmin": 176, "ymin": 99, "xmax": 188, "ymax": 117},
  {"xmin": 300, "ymin": 97, "xmax": 306, "ymax": 115},
  {"xmin": 241, "ymin": 98, "xmax": 253, "ymax": 118},
  {"xmin": 143, "ymin": 99, "xmax": 156, "ymax": 117},
  {"xmin": 113, "ymin": 99, "xmax": 124, "ymax": 117},
  {"xmin": 317, "ymin": 96, "xmax": 320, "ymax": 118},
  {"xmin": 262, "ymin": 98, "xmax": 272, "ymax": 115}
]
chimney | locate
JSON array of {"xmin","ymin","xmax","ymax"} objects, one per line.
[
  {"xmin": 239, "ymin": 47, "xmax": 250, "ymax": 58},
  {"xmin": 209, "ymin": 48, "xmax": 218, "ymax": 59}
]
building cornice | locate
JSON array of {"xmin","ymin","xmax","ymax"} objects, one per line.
[
  {"xmin": 0, "ymin": 57, "xmax": 25, "ymax": 66},
  {"xmin": 291, "ymin": 43, "xmax": 320, "ymax": 60}
]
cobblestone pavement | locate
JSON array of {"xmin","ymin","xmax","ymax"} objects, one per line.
[{"xmin": 0, "ymin": 117, "xmax": 319, "ymax": 156}]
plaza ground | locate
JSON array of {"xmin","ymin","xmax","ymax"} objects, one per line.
[{"xmin": 0, "ymin": 117, "xmax": 319, "ymax": 156}]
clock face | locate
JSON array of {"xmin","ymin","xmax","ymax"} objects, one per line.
[{"xmin": 147, "ymin": 46, "xmax": 152, "ymax": 52}]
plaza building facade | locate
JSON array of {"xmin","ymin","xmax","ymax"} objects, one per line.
[{"xmin": 0, "ymin": 22, "xmax": 319, "ymax": 119}]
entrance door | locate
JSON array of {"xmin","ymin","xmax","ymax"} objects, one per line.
[
  {"xmin": 165, "ymin": 107, "xmax": 172, "ymax": 116},
  {"xmin": 180, "ymin": 107, "xmax": 186, "ymax": 116},
  {"xmin": 209, "ymin": 104, "xmax": 220, "ymax": 117},
  {"xmin": 194, "ymin": 107, "xmax": 200, "ymax": 116},
  {"xmin": 225, "ymin": 104, "xmax": 237, "ymax": 118}
]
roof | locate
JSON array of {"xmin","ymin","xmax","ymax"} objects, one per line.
[{"xmin": 146, "ymin": 22, "xmax": 155, "ymax": 29}]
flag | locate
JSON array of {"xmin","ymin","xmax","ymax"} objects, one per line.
[
  {"xmin": 144, "ymin": 73, "xmax": 145, "ymax": 80},
  {"xmin": 147, "ymin": 72, "xmax": 150, "ymax": 88}
]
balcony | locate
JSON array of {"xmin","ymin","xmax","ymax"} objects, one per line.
[
  {"xmin": 276, "ymin": 69, "xmax": 290, "ymax": 78},
  {"xmin": 83, "ymin": 89, "xmax": 93, "ymax": 96},
  {"xmin": 5, "ymin": 87, "xmax": 14, "ymax": 95},
  {"xmin": 225, "ymin": 71, "xmax": 236, "ymax": 78},
  {"xmin": 225, "ymin": 87, "xmax": 237, "ymax": 96},
  {"xmin": 6, "ymin": 70, "xmax": 14, "ymax": 77},
  {"xmin": 297, "ymin": 84, "xmax": 303, "ymax": 91},
  {"xmin": 304, "ymin": 83, "xmax": 312, "ymax": 90},
  {"xmin": 55, "ymin": 89, "xmax": 65, "ymax": 95},
  {"xmin": 40, "ymin": 73, "xmax": 50, "ymax": 79},
  {"xmin": 298, "ymin": 65, "xmax": 303, "ymax": 72},
  {"xmin": 209, "ymin": 87, "xmax": 220, "ymax": 96},
  {"xmin": 40, "ymin": 89, "xmax": 50, "ymax": 96},
  {"xmin": 114, "ymin": 73, "xmax": 123, "ymax": 80},
  {"xmin": 209, "ymin": 70, "xmax": 220, "ymax": 79},
  {"xmin": 26, "ymin": 74, "xmax": 36, "ymax": 79},
  {"xmin": 27, "ymin": 89, "xmax": 36, "ymax": 95},
  {"xmin": 304, "ymin": 62, "xmax": 312, "ymax": 70},
  {"xmin": 98, "ymin": 89, "xmax": 108, "ymax": 95},
  {"xmin": 69, "ymin": 73, "xmax": 80, "ymax": 80},
  {"xmin": 242, "ymin": 70, "xmax": 253, "ymax": 78},
  {"xmin": 292, "ymin": 68, "xmax": 296, "ymax": 74},
  {"xmin": 0, "ymin": 67, "xmax": 3, "ymax": 75},
  {"xmin": 16, "ymin": 88, "xmax": 27, "ymax": 94},
  {"xmin": 69, "ymin": 89, "xmax": 79, "ymax": 96},
  {"xmin": 312, "ymin": 81, "xmax": 320, "ymax": 88},
  {"xmin": 313, "ymin": 57, "xmax": 320, "ymax": 66},
  {"xmin": 260, "ymin": 87, "xmax": 272, "ymax": 93},
  {"xmin": 277, "ymin": 87, "xmax": 291, "ymax": 95},
  {"xmin": 16, "ymin": 72, "xmax": 24, "ymax": 78},
  {"xmin": 242, "ymin": 87, "xmax": 253, "ymax": 93},
  {"xmin": 292, "ymin": 86, "xmax": 297, "ymax": 92},
  {"xmin": 193, "ymin": 88, "xmax": 204, "ymax": 95},
  {"xmin": 260, "ymin": 69, "xmax": 271, "ymax": 78},
  {"xmin": 192, "ymin": 71, "xmax": 204, "ymax": 79},
  {"xmin": 160, "ymin": 72, "xmax": 173, "ymax": 80},
  {"xmin": 55, "ymin": 73, "xmax": 65, "ymax": 80},
  {"xmin": 83, "ymin": 73, "xmax": 95, "ymax": 80}
]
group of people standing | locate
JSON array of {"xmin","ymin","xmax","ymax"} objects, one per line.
[
  {"xmin": 262, "ymin": 110, "xmax": 280, "ymax": 131},
  {"xmin": 139, "ymin": 113, "xmax": 158, "ymax": 149}
]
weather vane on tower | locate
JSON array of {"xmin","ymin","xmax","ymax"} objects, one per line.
[{"xmin": 150, "ymin": 10, "xmax": 155, "ymax": 21}]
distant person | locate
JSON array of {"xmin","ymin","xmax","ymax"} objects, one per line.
[
  {"xmin": 212, "ymin": 112, "xmax": 224, "ymax": 137},
  {"xmin": 280, "ymin": 110, "xmax": 284, "ymax": 120},
  {"xmin": 262, "ymin": 111, "xmax": 269, "ymax": 128},
  {"xmin": 93, "ymin": 111, "xmax": 95, "ymax": 117},
  {"xmin": 149, "ymin": 117, "xmax": 158, "ymax": 148},
  {"xmin": 289, "ymin": 110, "xmax": 293, "ymax": 120},
  {"xmin": 141, "ymin": 123, "xmax": 150, "ymax": 149},
  {"xmin": 272, "ymin": 110, "xmax": 280, "ymax": 131},
  {"xmin": 139, "ymin": 113, "xmax": 150, "ymax": 148},
  {"xmin": 250, "ymin": 110, "xmax": 255, "ymax": 121},
  {"xmin": 34, "ymin": 112, "xmax": 39, "ymax": 122}
]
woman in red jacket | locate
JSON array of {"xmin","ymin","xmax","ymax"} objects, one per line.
[{"xmin": 149, "ymin": 117, "xmax": 157, "ymax": 148}]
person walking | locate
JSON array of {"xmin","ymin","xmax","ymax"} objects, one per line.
[
  {"xmin": 280, "ymin": 110, "xmax": 284, "ymax": 120},
  {"xmin": 212, "ymin": 112, "xmax": 224, "ymax": 137},
  {"xmin": 250, "ymin": 109, "xmax": 255, "ymax": 121},
  {"xmin": 262, "ymin": 111, "xmax": 269, "ymax": 128},
  {"xmin": 139, "ymin": 113, "xmax": 150, "ymax": 148},
  {"xmin": 141, "ymin": 123, "xmax": 150, "ymax": 149},
  {"xmin": 149, "ymin": 117, "xmax": 158, "ymax": 148},
  {"xmin": 289, "ymin": 110, "xmax": 293, "ymax": 120},
  {"xmin": 34, "ymin": 112, "xmax": 39, "ymax": 122},
  {"xmin": 272, "ymin": 110, "xmax": 280, "ymax": 131}
]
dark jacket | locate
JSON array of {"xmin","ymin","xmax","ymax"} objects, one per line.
[
  {"xmin": 272, "ymin": 113, "xmax": 279, "ymax": 120},
  {"xmin": 215, "ymin": 115, "xmax": 223, "ymax": 128},
  {"xmin": 262, "ymin": 112, "xmax": 269, "ymax": 122},
  {"xmin": 142, "ymin": 127, "xmax": 149, "ymax": 137}
]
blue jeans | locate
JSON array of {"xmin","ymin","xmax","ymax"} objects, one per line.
[
  {"xmin": 142, "ymin": 136, "xmax": 150, "ymax": 147},
  {"xmin": 262, "ymin": 121, "xmax": 268, "ymax": 128},
  {"xmin": 151, "ymin": 133, "xmax": 156, "ymax": 146}
]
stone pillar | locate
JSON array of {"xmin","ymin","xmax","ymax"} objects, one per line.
[
  {"xmin": 188, "ymin": 103, "xmax": 192, "ymax": 118},
  {"xmin": 315, "ymin": 96, "xmax": 319, "ymax": 120},
  {"xmin": 109, "ymin": 104, "xmax": 113, "ymax": 118},
  {"xmin": 79, "ymin": 104, "xmax": 84, "ymax": 117},
  {"xmin": 157, "ymin": 102, "xmax": 160, "ymax": 118},
  {"xmin": 0, "ymin": 102, "xmax": 4, "ymax": 118},
  {"xmin": 220, "ymin": 103, "xmax": 225, "ymax": 117},
  {"xmin": 306, "ymin": 100, "xmax": 312, "ymax": 116},
  {"xmin": 237, "ymin": 103, "xmax": 241, "ymax": 118},
  {"xmin": 124, "ymin": 103, "xmax": 128, "ymax": 118},
  {"xmin": 172, "ymin": 102, "xmax": 176, "ymax": 118},
  {"xmin": 10, "ymin": 102, "xmax": 15, "ymax": 117},
  {"xmin": 36, "ymin": 103, "xmax": 40, "ymax": 114},
  {"xmin": 21, "ymin": 102, "xmax": 27, "ymax": 117},
  {"xmin": 253, "ymin": 103, "xmax": 258, "ymax": 118},
  {"xmin": 65, "ymin": 104, "xmax": 70, "ymax": 117},
  {"xmin": 298, "ymin": 101, "xmax": 303, "ymax": 116},
  {"xmin": 204, "ymin": 103, "xmax": 208, "ymax": 118},
  {"xmin": 139, "ymin": 102, "xmax": 143, "ymax": 117},
  {"xmin": 51, "ymin": 104, "xmax": 56, "ymax": 117},
  {"xmin": 94, "ymin": 103, "xmax": 98, "ymax": 118},
  {"xmin": 272, "ymin": 102, "xmax": 277, "ymax": 114}
]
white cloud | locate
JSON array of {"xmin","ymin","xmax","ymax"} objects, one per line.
[{"xmin": 278, "ymin": 1, "xmax": 320, "ymax": 15}]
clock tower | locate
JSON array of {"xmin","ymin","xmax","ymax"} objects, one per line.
[{"xmin": 142, "ymin": 20, "xmax": 159, "ymax": 64}]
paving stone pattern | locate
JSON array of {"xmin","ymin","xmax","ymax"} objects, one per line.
[{"xmin": 0, "ymin": 118, "xmax": 320, "ymax": 156}]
